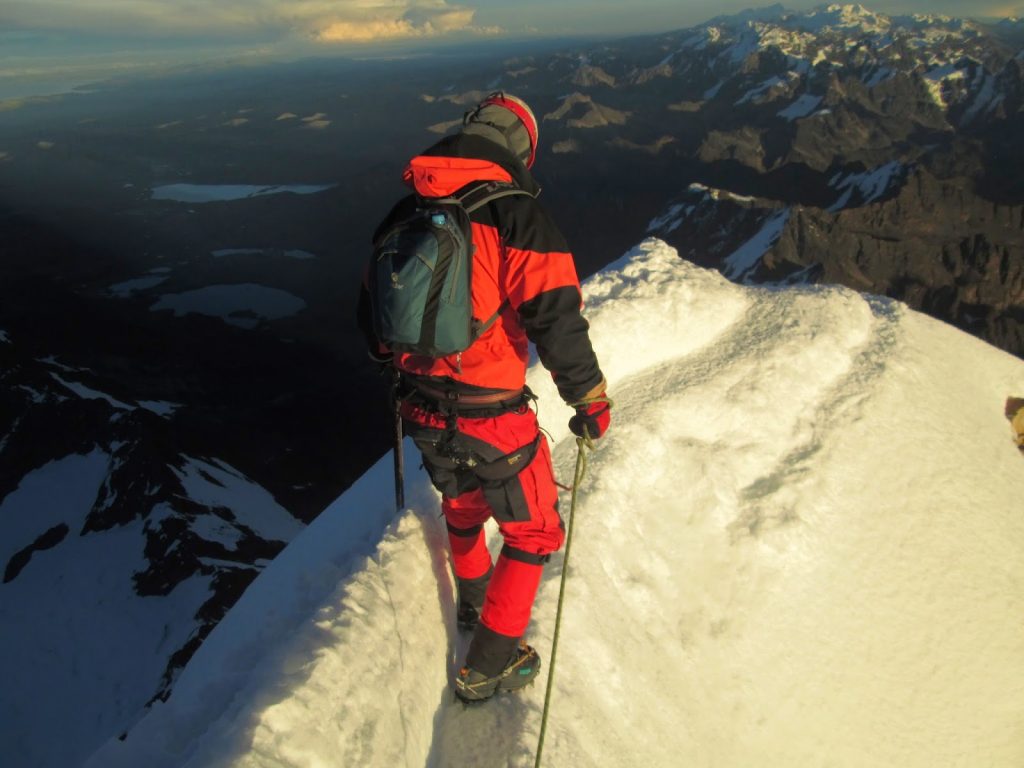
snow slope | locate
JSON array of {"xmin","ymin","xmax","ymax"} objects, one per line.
[
  {"xmin": 87, "ymin": 239, "xmax": 1024, "ymax": 768},
  {"xmin": 0, "ymin": 450, "xmax": 302, "ymax": 768}
]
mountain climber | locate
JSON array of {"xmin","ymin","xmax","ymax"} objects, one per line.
[{"xmin": 357, "ymin": 92, "xmax": 610, "ymax": 702}]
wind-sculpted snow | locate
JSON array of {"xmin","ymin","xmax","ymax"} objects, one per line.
[{"xmin": 88, "ymin": 240, "xmax": 1024, "ymax": 768}]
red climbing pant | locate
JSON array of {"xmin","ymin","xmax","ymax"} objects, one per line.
[{"xmin": 403, "ymin": 401, "xmax": 565, "ymax": 648}]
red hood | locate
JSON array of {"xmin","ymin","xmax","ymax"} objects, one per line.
[{"xmin": 403, "ymin": 156, "xmax": 514, "ymax": 197}]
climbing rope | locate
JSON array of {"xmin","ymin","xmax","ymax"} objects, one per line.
[{"xmin": 534, "ymin": 434, "xmax": 592, "ymax": 768}]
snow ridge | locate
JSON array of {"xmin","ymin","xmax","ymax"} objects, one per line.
[{"xmin": 87, "ymin": 239, "xmax": 1024, "ymax": 768}]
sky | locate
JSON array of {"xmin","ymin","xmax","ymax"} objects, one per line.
[
  {"xmin": 1, "ymin": 0, "xmax": 1020, "ymax": 83},
  {"xmin": 74, "ymin": 236, "xmax": 1024, "ymax": 768}
]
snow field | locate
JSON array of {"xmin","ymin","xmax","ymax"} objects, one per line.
[{"xmin": 0, "ymin": 451, "xmax": 215, "ymax": 768}]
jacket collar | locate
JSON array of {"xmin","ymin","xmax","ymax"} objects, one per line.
[{"xmin": 402, "ymin": 134, "xmax": 541, "ymax": 198}]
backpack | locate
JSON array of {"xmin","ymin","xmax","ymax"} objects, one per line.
[{"xmin": 368, "ymin": 180, "xmax": 532, "ymax": 358}]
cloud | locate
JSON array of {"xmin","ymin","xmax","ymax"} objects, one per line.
[
  {"xmin": 945, "ymin": 1, "xmax": 1021, "ymax": 17},
  {"xmin": 316, "ymin": 14, "xmax": 463, "ymax": 43},
  {"xmin": 870, "ymin": 1, "xmax": 1022, "ymax": 19},
  {"xmin": 0, "ymin": 0, "xmax": 497, "ymax": 43},
  {"xmin": 314, "ymin": 2, "xmax": 496, "ymax": 42},
  {"xmin": 971, "ymin": 2, "xmax": 1022, "ymax": 16}
]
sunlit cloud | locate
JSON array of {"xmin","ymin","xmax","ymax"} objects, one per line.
[
  {"xmin": 316, "ymin": 7, "xmax": 475, "ymax": 42},
  {"xmin": 974, "ymin": 3, "xmax": 1021, "ymax": 15},
  {"xmin": 303, "ymin": 1, "xmax": 500, "ymax": 43},
  {"xmin": 870, "ymin": 0, "xmax": 1022, "ymax": 19},
  {"xmin": 995, "ymin": 4, "xmax": 1024, "ymax": 16},
  {"xmin": 0, "ymin": 0, "xmax": 1015, "ymax": 66}
]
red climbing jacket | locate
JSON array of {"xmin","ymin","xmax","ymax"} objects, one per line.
[{"xmin": 359, "ymin": 132, "xmax": 605, "ymax": 405}]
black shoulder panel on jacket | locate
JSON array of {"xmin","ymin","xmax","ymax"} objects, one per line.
[
  {"xmin": 518, "ymin": 285, "xmax": 604, "ymax": 403},
  {"xmin": 472, "ymin": 195, "xmax": 569, "ymax": 256}
]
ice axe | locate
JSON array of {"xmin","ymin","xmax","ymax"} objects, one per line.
[{"xmin": 391, "ymin": 366, "xmax": 405, "ymax": 512}]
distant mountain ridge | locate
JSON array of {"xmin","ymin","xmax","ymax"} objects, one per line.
[
  {"xmin": 0, "ymin": 329, "xmax": 303, "ymax": 765},
  {"xmin": 485, "ymin": 2, "xmax": 1024, "ymax": 353}
]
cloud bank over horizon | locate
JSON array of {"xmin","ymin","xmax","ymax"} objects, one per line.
[
  {"xmin": 7, "ymin": 0, "xmax": 1017, "ymax": 50},
  {"xmin": 0, "ymin": 0, "xmax": 1018, "ymax": 89},
  {"xmin": 0, "ymin": 0, "xmax": 500, "ymax": 46}
]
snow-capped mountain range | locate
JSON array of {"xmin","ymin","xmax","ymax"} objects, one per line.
[
  {"xmin": 0, "ymin": 336, "xmax": 302, "ymax": 767},
  {"xmin": 527, "ymin": 2, "xmax": 1024, "ymax": 353}
]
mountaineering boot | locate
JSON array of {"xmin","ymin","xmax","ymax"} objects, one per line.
[
  {"xmin": 457, "ymin": 602, "xmax": 481, "ymax": 632},
  {"xmin": 454, "ymin": 641, "xmax": 541, "ymax": 703}
]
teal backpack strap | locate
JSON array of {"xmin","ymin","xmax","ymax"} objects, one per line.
[
  {"xmin": 457, "ymin": 180, "xmax": 535, "ymax": 213},
  {"xmin": 455, "ymin": 180, "xmax": 533, "ymax": 343},
  {"xmin": 472, "ymin": 298, "xmax": 510, "ymax": 339}
]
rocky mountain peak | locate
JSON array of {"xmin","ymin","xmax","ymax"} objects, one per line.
[{"xmin": 800, "ymin": 3, "xmax": 890, "ymax": 33}]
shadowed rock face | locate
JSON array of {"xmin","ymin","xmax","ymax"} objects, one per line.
[
  {"xmin": 543, "ymin": 92, "xmax": 631, "ymax": 127},
  {"xmin": 0, "ymin": 333, "xmax": 292, "ymax": 703},
  {"xmin": 770, "ymin": 169, "xmax": 1024, "ymax": 353},
  {"xmin": 651, "ymin": 167, "xmax": 1024, "ymax": 354}
]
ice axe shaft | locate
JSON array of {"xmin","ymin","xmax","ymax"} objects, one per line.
[{"xmin": 392, "ymin": 367, "xmax": 405, "ymax": 512}]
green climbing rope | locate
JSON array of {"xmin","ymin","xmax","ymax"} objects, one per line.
[{"xmin": 534, "ymin": 435, "xmax": 591, "ymax": 768}]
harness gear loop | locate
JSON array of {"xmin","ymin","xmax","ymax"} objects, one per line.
[{"xmin": 534, "ymin": 435, "xmax": 592, "ymax": 768}]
